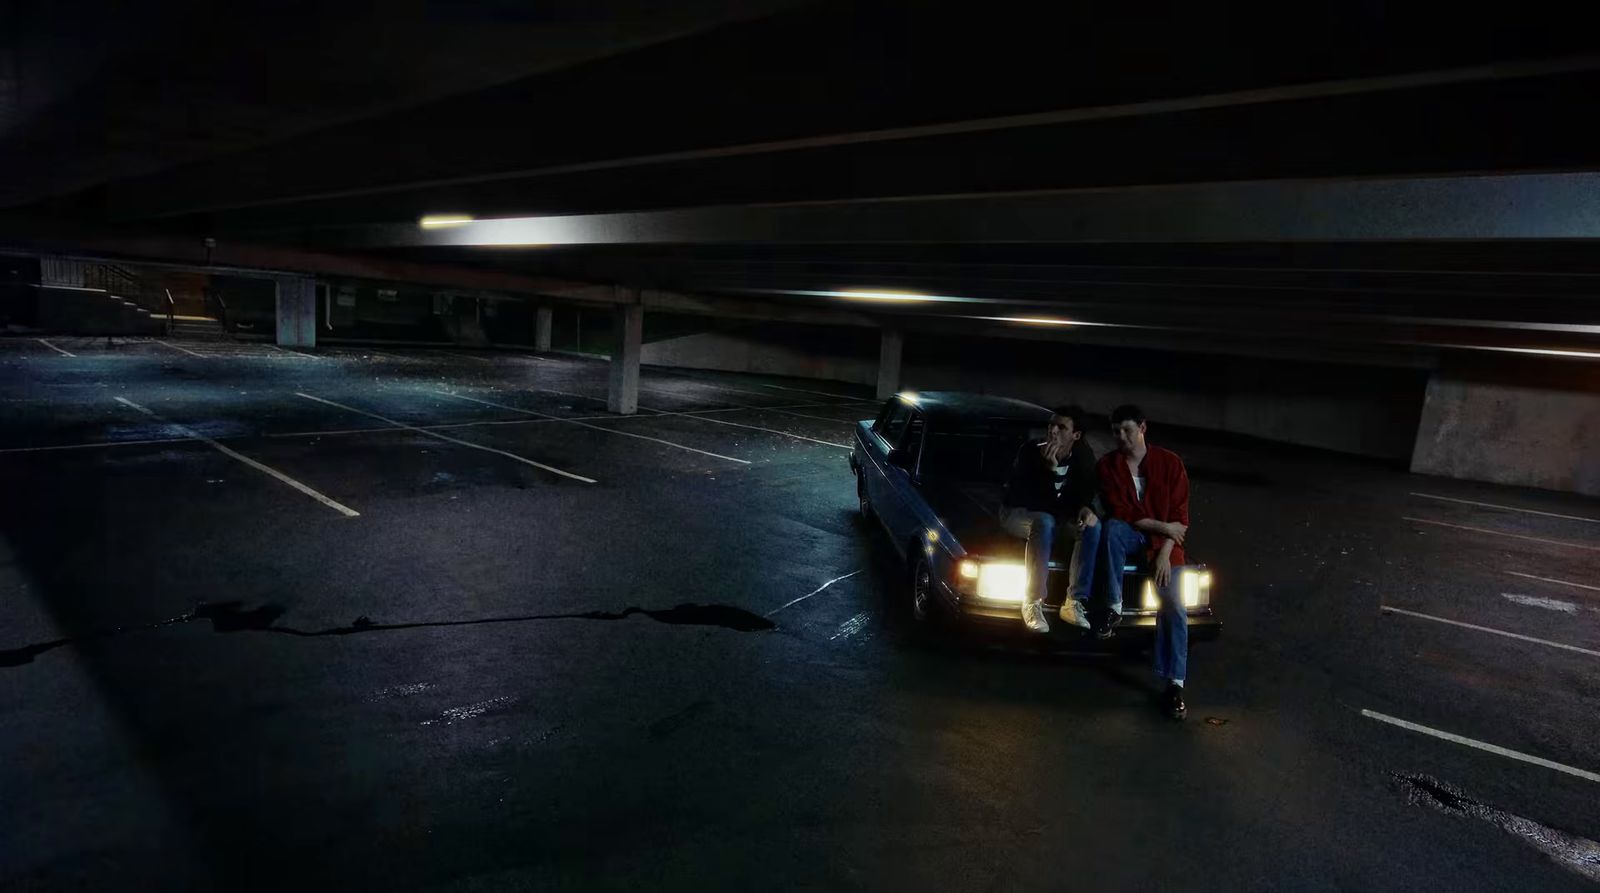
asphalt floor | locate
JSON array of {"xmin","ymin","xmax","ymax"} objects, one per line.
[{"xmin": 1, "ymin": 335, "xmax": 1597, "ymax": 891}]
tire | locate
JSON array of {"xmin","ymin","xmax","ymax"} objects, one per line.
[{"xmin": 910, "ymin": 554, "xmax": 936, "ymax": 623}]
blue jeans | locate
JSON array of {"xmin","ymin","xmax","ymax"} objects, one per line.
[
  {"xmin": 1097, "ymin": 519, "xmax": 1188, "ymax": 682},
  {"xmin": 1000, "ymin": 508, "xmax": 1103, "ymax": 607}
]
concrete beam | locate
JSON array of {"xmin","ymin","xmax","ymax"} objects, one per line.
[
  {"xmin": 374, "ymin": 171, "xmax": 1600, "ymax": 246},
  {"xmin": 608, "ymin": 297, "xmax": 643, "ymax": 415},
  {"xmin": 535, "ymin": 305, "xmax": 553, "ymax": 351},
  {"xmin": 876, "ymin": 329, "xmax": 903, "ymax": 399},
  {"xmin": 276, "ymin": 276, "xmax": 317, "ymax": 348}
]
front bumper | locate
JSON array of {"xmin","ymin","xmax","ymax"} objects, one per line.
[{"xmin": 936, "ymin": 581, "xmax": 1222, "ymax": 640}]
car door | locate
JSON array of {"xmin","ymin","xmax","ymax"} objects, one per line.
[
  {"xmin": 862, "ymin": 399, "xmax": 909, "ymax": 518},
  {"xmin": 877, "ymin": 408, "xmax": 928, "ymax": 554}
]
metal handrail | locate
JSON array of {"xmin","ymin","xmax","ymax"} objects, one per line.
[{"xmin": 164, "ymin": 288, "xmax": 175, "ymax": 336}]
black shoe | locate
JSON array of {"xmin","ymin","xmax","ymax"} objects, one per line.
[
  {"xmin": 1095, "ymin": 611, "xmax": 1122, "ymax": 640},
  {"xmin": 1162, "ymin": 684, "xmax": 1187, "ymax": 721}
]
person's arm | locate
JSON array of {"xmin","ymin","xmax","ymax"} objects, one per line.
[
  {"xmin": 1069, "ymin": 443, "xmax": 1099, "ymax": 526},
  {"xmin": 1001, "ymin": 443, "xmax": 1031, "ymax": 509}
]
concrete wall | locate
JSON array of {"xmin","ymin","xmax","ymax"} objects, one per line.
[
  {"xmin": 640, "ymin": 323, "xmax": 880, "ymax": 386},
  {"xmin": 639, "ymin": 323, "xmax": 1429, "ymax": 460},
  {"xmin": 1411, "ymin": 359, "xmax": 1600, "ymax": 495}
]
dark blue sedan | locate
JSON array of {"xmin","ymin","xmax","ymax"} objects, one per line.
[{"xmin": 849, "ymin": 391, "xmax": 1220, "ymax": 639}]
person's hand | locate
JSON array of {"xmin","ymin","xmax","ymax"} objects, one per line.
[
  {"xmin": 1154, "ymin": 554, "xmax": 1172, "ymax": 589},
  {"xmin": 1077, "ymin": 507, "xmax": 1098, "ymax": 529},
  {"xmin": 1039, "ymin": 440, "xmax": 1066, "ymax": 467},
  {"xmin": 1163, "ymin": 521, "xmax": 1188, "ymax": 545}
]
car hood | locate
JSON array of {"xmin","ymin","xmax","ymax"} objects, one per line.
[{"xmin": 921, "ymin": 480, "xmax": 1025, "ymax": 562}]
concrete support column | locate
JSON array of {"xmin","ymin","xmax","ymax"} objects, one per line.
[
  {"xmin": 608, "ymin": 298, "xmax": 644, "ymax": 415},
  {"xmin": 535, "ymin": 304, "xmax": 553, "ymax": 351},
  {"xmin": 275, "ymin": 275, "xmax": 317, "ymax": 349},
  {"xmin": 876, "ymin": 328, "xmax": 903, "ymax": 399}
]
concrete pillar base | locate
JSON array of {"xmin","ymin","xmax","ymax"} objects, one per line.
[
  {"xmin": 608, "ymin": 300, "xmax": 644, "ymax": 415},
  {"xmin": 535, "ymin": 305, "xmax": 553, "ymax": 352},
  {"xmin": 876, "ymin": 329, "xmax": 903, "ymax": 399},
  {"xmin": 276, "ymin": 276, "xmax": 317, "ymax": 349}
]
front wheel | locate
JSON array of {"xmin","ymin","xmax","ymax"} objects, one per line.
[{"xmin": 910, "ymin": 555, "xmax": 935, "ymax": 623}]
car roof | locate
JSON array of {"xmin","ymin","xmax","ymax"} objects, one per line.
[{"xmin": 892, "ymin": 391, "xmax": 1052, "ymax": 424}]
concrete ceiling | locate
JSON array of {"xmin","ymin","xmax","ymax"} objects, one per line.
[{"xmin": 5, "ymin": 0, "xmax": 1600, "ymax": 360}]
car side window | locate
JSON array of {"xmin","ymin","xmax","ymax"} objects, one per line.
[
  {"xmin": 900, "ymin": 411, "xmax": 927, "ymax": 461},
  {"xmin": 872, "ymin": 400, "xmax": 898, "ymax": 431},
  {"xmin": 878, "ymin": 402, "xmax": 911, "ymax": 445}
]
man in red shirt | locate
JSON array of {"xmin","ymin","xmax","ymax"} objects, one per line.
[{"xmin": 1095, "ymin": 404, "xmax": 1192, "ymax": 720}]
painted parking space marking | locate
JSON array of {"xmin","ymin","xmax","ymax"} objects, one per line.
[
  {"xmin": 672, "ymin": 416, "xmax": 857, "ymax": 451},
  {"xmin": 1501, "ymin": 593, "xmax": 1580, "ymax": 614},
  {"xmin": 153, "ymin": 339, "xmax": 207, "ymax": 358},
  {"xmin": 830, "ymin": 611, "xmax": 872, "ymax": 641},
  {"xmin": 1410, "ymin": 492, "xmax": 1600, "ymax": 525},
  {"xmin": 113, "ymin": 397, "xmax": 360, "ymax": 517},
  {"xmin": 766, "ymin": 570, "xmax": 863, "ymax": 616},
  {"xmin": 0, "ymin": 436, "xmax": 197, "ymax": 454},
  {"xmin": 270, "ymin": 344, "xmax": 320, "ymax": 359},
  {"xmin": 1381, "ymin": 604, "xmax": 1600, "ymax": 658},
  {"xmin": 1507, "ymin": 571, "xmax": 1600, "ymax": 593},
  {"xmin": 438, "ymin": 391, "xmax": 750, "ymax": 464},
  {"xmin": 1402, "ymin": 516, "xmax": 1600, "ymax": 553},
  {"xmin": 36, "ymin": 339, "xmax": 75, "ymax": 357},
  {"xmin": 1361, "ymin": 708, "xmax": 1600, "ymax": 784},
  {"xmin": 295, "ymin": 392, "xmax": 597, "ymax": 483}
]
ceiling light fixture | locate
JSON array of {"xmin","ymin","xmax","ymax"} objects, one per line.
[
  {"xmin": 977, "ymin": 316, "xmax": 1079, "ymax": 326},
  {"xmin": 419, "ymin": 214, "xmax": 475, "ymax": 229}
]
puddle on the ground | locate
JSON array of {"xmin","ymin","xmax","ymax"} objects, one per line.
[{"xmin": 1393, "ymin": 772, "xmax": 1600, "ymax": 883}]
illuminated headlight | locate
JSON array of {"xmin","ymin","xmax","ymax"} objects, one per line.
[
  {"xmin": 1140, "ymin": 569, "xmax": 1213, "ymax": 609},
  {"xmin": 961, "ymin": 561, "xmax": 1026, "ymax": 602},
  {"xmin": 1181, "ymin": 568, "xmax": 1212, "ymax": 608}
]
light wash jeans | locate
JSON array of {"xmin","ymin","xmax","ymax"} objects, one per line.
[
  {"xmin": 999, "ymin": 508, "xmax": 1102, "ymax": 609},
  {"xmin": 1097, "ymin": 518, "xmax": 1188, "ymax": 682}
]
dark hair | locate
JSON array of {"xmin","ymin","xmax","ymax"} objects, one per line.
[
  {"xmin": 1110, "ymin": 404, "xmax": 1146, "ymax": 426},
  {"xmin": 1049, "ymin": 404, "xmax": 1087, "ymax": 433}
]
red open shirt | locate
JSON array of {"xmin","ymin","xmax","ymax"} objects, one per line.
[{"xmin": 1096, "ymin": 444, "xmax": 1190, "ymax": 566}]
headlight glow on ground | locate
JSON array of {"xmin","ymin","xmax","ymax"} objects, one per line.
[{"xmin": 976, "ymin": 562, "xmax": 1027, "ymax": 602}]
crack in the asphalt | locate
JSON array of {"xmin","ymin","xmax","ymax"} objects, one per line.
[
  {"xmin": 0, "ymin": 600, "xmax": 774, "ymax": 668},
  {"xmin": 1392, "ymin": 772, "xmax": 1600, "ymax": 883}
]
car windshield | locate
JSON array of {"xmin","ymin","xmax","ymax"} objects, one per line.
[{"xmin": 919, "ymin": 418, "xmax": 1042, "ymax": 482}]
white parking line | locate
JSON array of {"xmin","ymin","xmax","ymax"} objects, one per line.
[
  {"xmin": 113, "ymin": 397, "xmax": 360, "ymax": 517},
  {"xmin": 36, "ymin": 339, "xmax": 75, "ymax": 357},
  {"xmin": 295, "ymin": 392, "xmax": 596, "ymax": 483},
  {"xmin": 670, "ymin": 413, "xmax": 852, "ymax": 449},
  {"xmin": 0, "ymin": 436, "xmax": 197, "ymax": 454},
  {"xmin": 1501, "ymin": 593, "xmax": 1580, "ymax": 614},
  {"xmin": 830, "ymin": 611, "xmax": 872, "ymax": 641},
  {"xmin": 1381, "ymin": 604, "xmax": 1600, "ymax": 657},
  {"xmin": 1361, "ymin": 709, "xmax": 1600, "ymax": 784},
  {"xmin": 1402, "ymin": 516, "xmax": 1600, "ymax": 553},
  {"xmin": 766, "ymin": 570, "xmax": 863, "ymax": 616},
  {"xmin": 438, "ymin": 392, "xmax": 750, "ymax": 464},
  {"xmin": 745, "ymin": 382, "xmax": 869, "ymax": 400},
  {"xmin": 1410, "ymin": 492, "xmax": 1600, "ymax": 525},
  {"xmin": 1507, "ymin": 571, "xmax": 1600, "ymax": 593},
  {"xmin": 270, "ymin": 344, "xmax": 319, "ymax": 360},
  {"xmin": 153, "ymin": 339, "xmax": 207, "ymax": 358}
]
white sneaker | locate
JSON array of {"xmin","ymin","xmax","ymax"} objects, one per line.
[
  {"xmin": 1058, "ymin": 599, "xmax": 1091, "ymax": 630},
  {"xmin": 1022, "ymin": 602, "xmax": 1050, "ymax": 633}
]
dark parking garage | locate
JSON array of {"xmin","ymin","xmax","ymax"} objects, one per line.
[{"xmin": 2, "ymin": 4, "xmax": 1598, "ymax": 890}]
